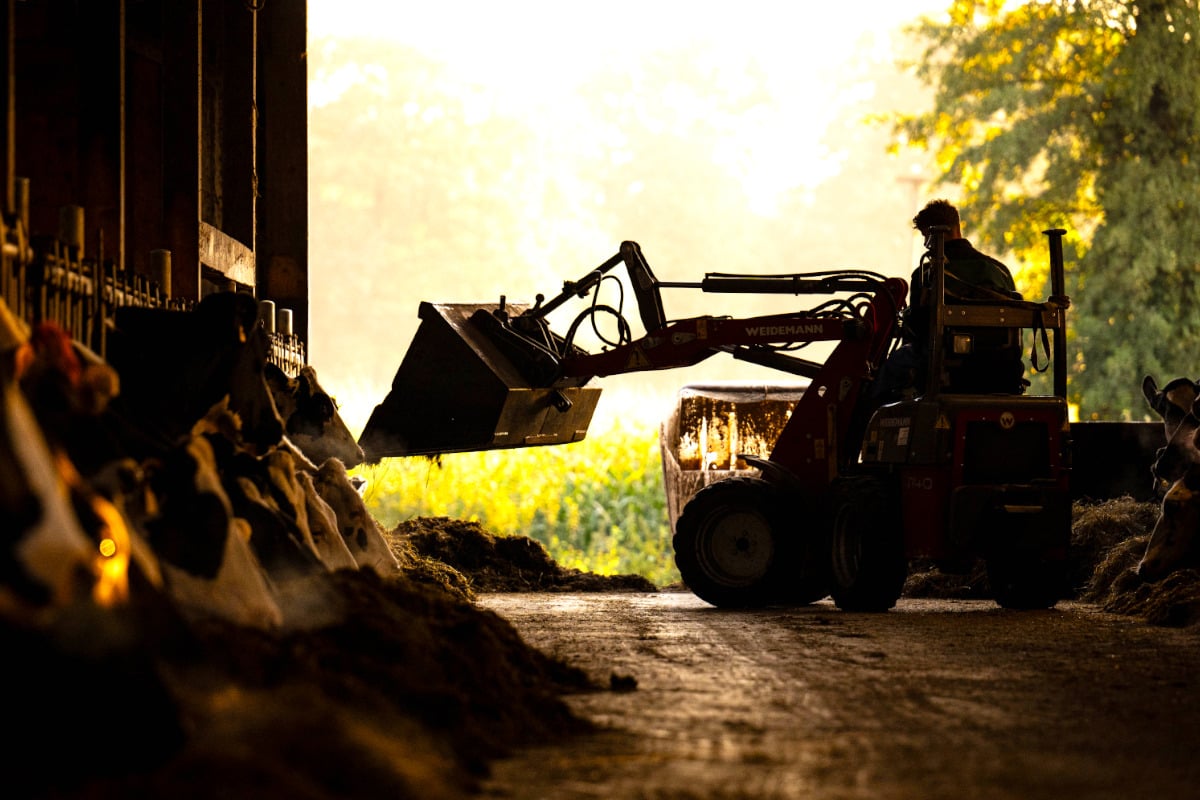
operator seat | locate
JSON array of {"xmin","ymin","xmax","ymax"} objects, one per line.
[{"xmin": 942, "ymin": 309, "xmax": 1028, "ymax": 395}]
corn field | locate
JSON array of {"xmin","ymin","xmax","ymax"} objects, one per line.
[{"xmin": 355, "ymin": 421, "xmax": 680, "ymax": 587}]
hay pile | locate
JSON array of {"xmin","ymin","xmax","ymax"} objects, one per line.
[
  {"xmin": 1076, "ymin": 501, "xmax": 1200, "ymax": 627},
  {"xmin": 905, "ymin": 495, "xmax": 1200, "ymax": 628}
]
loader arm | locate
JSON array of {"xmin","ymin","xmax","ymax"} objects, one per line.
[{"xmin": 358, "ymin": 242, "xmax": 908, "ymax": 461}]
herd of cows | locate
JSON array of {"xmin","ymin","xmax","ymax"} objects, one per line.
[{"xmin": 1, "ymin": 290, "xmax": 402, "ymax": 635}]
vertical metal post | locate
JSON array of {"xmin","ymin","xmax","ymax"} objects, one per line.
[
  {"xmin": 3, "ymin": 0, "xmax": 14, "ymax": 216},
  {"xmin": 1044, "ymin": 228, "xmax": 1068, "ymax": 400},
  {"xmin": 925, "ymin": 226, "xmax": 949, "ymax": 399},
  {"xmin": 152, "ymin": 248, "xmax": 171, "ymax": 299}
]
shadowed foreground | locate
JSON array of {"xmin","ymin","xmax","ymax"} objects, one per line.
[{"xmin": 9, "ymin": 497, "xmax": 1198, "ymax": 799}]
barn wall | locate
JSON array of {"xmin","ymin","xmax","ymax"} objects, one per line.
[{"xmin": 0, "ymin": 0, "xmax": 308, "ymax": 361}]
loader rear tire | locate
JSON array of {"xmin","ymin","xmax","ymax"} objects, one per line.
[
  {"xmin": 830, "ymin": 475, "xmax": 907, "ymax": 612},
  {"xmin": 987, "ymin": 553, "xmax": 1066, "ymax": 610},
  {"xmin": 674, "ymin": 477, "xmax": 821, "ymax": 608}
]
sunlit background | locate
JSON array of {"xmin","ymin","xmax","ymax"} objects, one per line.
[{"xmin": 305, "ymin": 0, "xmax": 953, "ymax": 435}]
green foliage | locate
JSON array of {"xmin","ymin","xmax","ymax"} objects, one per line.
[
  {"xmin": 1076, "ymin": 2, "xmax": 1200, "ymax": 417},
  {"xmin": 890, "ymin": 0, "xmax": 1200, "ymax": 418},
  {"xmin": 355, "ymin": 422, "xmax": 680, "ymax": 587}
]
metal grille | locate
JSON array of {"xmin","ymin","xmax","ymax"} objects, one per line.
[
  {"xmin": 3, "ymin": 201, "xmax": 305, "ymax": 377},
  {"xmin": 962, "ymin": 420, "xmax": 1052, "ymax": 484}
]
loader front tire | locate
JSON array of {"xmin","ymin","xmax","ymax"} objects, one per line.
[
  {"xmin": 830, "ymin": 475, "xmax": 907, "ymax": 612},
  {"xmin": 674, "ymin": 477, "xmax": 799, "ymax": 609}
]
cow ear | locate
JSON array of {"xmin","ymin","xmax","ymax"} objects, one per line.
[
  {"xmin": 1143, "ymin": 375, "xmax": 1159, "ymax": 406},
  {"xmin": 299, "ymin": 367, "xmax": 318, "ymax": 397},
  {"xmin": 264, "ymin": 362, "xmax": 286, "ymax": 384},
  {"xmin": 1185, "ymin": 464, "xmax": 1200, "ymax": 492}
]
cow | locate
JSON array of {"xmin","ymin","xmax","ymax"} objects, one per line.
[
  {"xmin": 311, "ymin": 457, "xmax": 402, "ymax": 577},
  {"xmin": 179, "ymin": 400, "xmax": 374, "ymax": 628},
  {"xmin": 265, "ymin": 362, "xmax": 364, "ymax": 468},
  {"xmin": 140, "ymin": 410, "xmax": 285, "ymax": 631},
  {"xmin": 189, "ymin": 399, "xmax": 331, "ymax": 581},
  {"xmin": 188, "ymin": 398, "xmax": 368, "ymax": 577},
  {"xmin": 297, "ymin": 468, "xmax": 359, "ymax": 571},
  {"xmin": 0, "ymin": 306, "xmax": 162, "ymax": 625},
  {"xmin": 1136, "ymin": 375, "xmax": 1200, "ymax": 582},
  {"xmin": 1142, "ymin": 375, "xmax": 1200, "ymax": 488},
  {"xmin": 0, "ymin": 379, "xmax": 125, "ymax": 625},
  {"xmin": 1137, "ymin": 462, "xmax": 1200, "ymax": 582},
  {"xmin": 99, "ymin": 291, "xmax": 284, "ymax": 469}
]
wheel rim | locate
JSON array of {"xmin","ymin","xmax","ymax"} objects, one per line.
[
  {"xmin": 695, "ymin": 507, "xmax": 774, "ymax": 588},
  {"xmin": 831, "ymin": 505, "xmax": 862, "ymax": 586}
]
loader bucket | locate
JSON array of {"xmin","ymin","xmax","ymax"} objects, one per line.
[
  {"xmin": 358, "ymin": 302, "xmax": 601, "ymax": 461},
  {"xmin": 659, "ymin": 382, "xmax": 807, "ymax": 531}
]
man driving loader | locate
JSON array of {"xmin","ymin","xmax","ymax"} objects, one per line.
[{"xmin": 874, "ymin": 199, "xmax": 1024, "ymax": 401}]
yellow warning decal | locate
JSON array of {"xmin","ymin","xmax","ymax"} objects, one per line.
[
  {"xmin": 936, "ymin": 414, "xmax": 951, "ymax": 430},
  {"xmin": 625, "ymin": 347, "xmax": 651, "ymax": 369}
]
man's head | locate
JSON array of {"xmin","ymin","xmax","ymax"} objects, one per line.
[{"xmin": 912, "ymin": 199, "xmax": 962, "ymax": 239}]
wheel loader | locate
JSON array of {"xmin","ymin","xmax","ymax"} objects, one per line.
[{"xmin": 359, "ymin": 228, "xmax": 1073, "ymax": 612}]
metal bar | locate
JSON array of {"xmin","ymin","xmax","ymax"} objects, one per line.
[
  {"xmin": 1044, "ymin": 228, "xmax": 1068, "ymax": 399},
  {"xmin": 926, "ymin": 226, "xmax": 949, "ymax": 400},
  {"xmin": 521, "ymin": 249, "xmax": 625, "ymax": 321}
]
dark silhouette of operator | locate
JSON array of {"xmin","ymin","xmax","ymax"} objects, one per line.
[{"xmin": 875, "ymin": 199, "xmax": 1024, "ymax": 401}]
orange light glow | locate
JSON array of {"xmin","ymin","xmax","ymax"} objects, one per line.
[{"xmin": 54, "ymin": 452, "xmax": 132, "ymax": 607}]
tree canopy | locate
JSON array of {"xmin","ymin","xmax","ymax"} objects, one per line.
[{"xmin": 892, "ymin": 0, "xmax": 1200, "ymax": 418}]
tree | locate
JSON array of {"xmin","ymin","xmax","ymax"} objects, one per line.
[{"xmin": 890, "ymin": 0, "xmax": 1200, "ymax": 418}]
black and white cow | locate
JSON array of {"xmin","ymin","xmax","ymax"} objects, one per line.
[
  {"xmin": 1142, "ymin": 374, "xmax": 1200, "ymax": 488},
  {"xmin": 139, "ymin": 404, "xmax": 285, "ymax": 630},
  {"xmin": 1138, "ymin": 375, "xmax": 1200, "ymax": 582},
  {"xmin": 311, "ymin": 457, "xmax": 401, "ymax": 578},
  {"xmin": 101, "ymin": 291, "xmax": 284, "ymax": 466},
  {"xmin": 265, "ymin": 362, "xmax": 364, "ymax": 469},
  {"xmin": 0, "ymin": 378, "xmax": 145, "ymax": 625},
  {"xmin": 1137, "ymin": 462, "xmax": 1200, "ymax": 582}
]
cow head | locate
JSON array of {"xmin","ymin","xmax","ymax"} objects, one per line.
[
  {"xmin": 1142, "ymin": 375, "xmax": 1200, "ymax": 433},
  {"xmin": 312, "ymin": 457, "xmax": 400, "ymax": 578},
  {"xmin": 107, "ymin": 291, "xmax": 284, "ymax": 459},
  {"xmin": 1138, "ymin": 462, "xmax": 1200, "ymax": 583},
  {"xmin": 1142, "ymin": 375, "xmax": 1200, "ymax": 489},
  {"xmin": 264, "ymin": 363, "xmax": 364, "ymax": 468}
]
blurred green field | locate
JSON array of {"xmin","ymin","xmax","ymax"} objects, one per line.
[{"xmin": 353, "ymin": 421, "xmax": 681, "ymax": 587}]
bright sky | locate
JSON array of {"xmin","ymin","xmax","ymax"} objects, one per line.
[
  {"xmin": 305, "ymin": 1, "xmax": 954, "ymax": 431},
  {"xmin": 307, "ymin": 1, "xmax": 949, "ymax": 212},
  {"xmin": 306, "ymin": 2, "xmax": 947, "ymax": 70}
]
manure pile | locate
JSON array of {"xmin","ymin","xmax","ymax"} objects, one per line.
[{"xmin": 387, "ymin": 516, "xmax": 657, "ymax": 595}]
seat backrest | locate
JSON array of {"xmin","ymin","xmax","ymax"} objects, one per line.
[{"xmin": 942, "ymin": 326, "xmax": 1026, "ymax": 394}]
